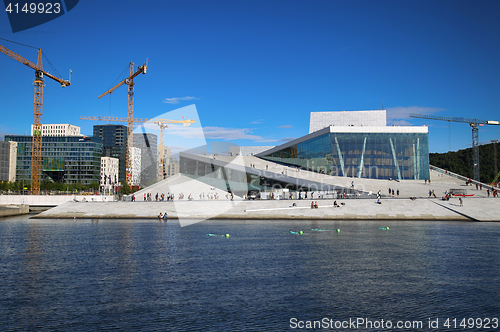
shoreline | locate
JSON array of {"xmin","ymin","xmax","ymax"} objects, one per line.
[{"xmin": 31, "ymin": 198, "xmax": 500, "ymax": 222}]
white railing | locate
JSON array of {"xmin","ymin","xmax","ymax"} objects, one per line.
[
  {"xmin": 0, "ymin": 195, "xmax": 115, "ymax": 206},
  {"xmin": 430, "ymin": 164, "xmax": 499, "ymax": 190}
]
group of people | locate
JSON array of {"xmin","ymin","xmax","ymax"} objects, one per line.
[
  {"xmin": 387, "ymin": 188, "xmax": 399, "ymax": 196},
  {"xmin": 310, "ymin": 201, "xmax": 319, "ymax": 209},
  {"xmin": 487, "ymin": 189, "xmax": 499, "ymax": 197},
  {"xmin": 157, "ymin": 212, "xmax": 168, "ymax": 219},
  {"xmin": 199, "ymin": 192, "xmax": 220, "ymax": 200},
  {"xmin": 143, "ymin": 192, "xmax": 175, "ymax": 202},
  {"xmin": 137, "ymin": 191, "xmax": 235, "ymax": 202}
]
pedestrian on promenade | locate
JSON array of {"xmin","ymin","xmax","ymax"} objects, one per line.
[
  {"xmin": 392, "ymin": 189, "xmax": 394, "ymax": 196},
  {"xmin": 459, "ymin": 197, "xmax": 463, "ymax": 206},
  {"xmin": 397, "ymin": 189, "xmax": 399, "ymax": 197},
  {"xmin": 389, "ymin": 188, "xmax": 391, "ymax": 195},
  {"xmin": 487, "ymin": 189, "xmax": 490, "ymax": 197}
]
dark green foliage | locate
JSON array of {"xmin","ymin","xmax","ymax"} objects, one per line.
[
  {"xmin": 430, "ymin": 143, "xmax": 500, "ymax": 183},
  {"xmin": 120, "ymin": 182, "xmax": 133, "ymax": 195}
]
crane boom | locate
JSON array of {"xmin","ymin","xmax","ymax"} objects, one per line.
[
  {"xmin": 1, "ymin": 43, "xmax": 70, "ymax": 194},
  {"xmin": 0, "ymin": 45, "xmax": 71, "ymax": 87},
  {"xmin": 98, "ymin": 63, "xmax": 146, "ymax": 99},
  {"xmin": 409, "ymin": 113, "xmax": 500, "ymax": 181},
  {"xmin": 79, "ymin": 116, "xmax": 195, "ymax": 125},
  {"xmin": 0, "ymin": 45, "xmax": 38, "ymax": 69},
  {"xmin": 409, "ymin": 113, "xmax": 491, "ymax": 125}
]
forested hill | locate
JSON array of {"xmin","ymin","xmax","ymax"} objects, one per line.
[{"xmin": 429, "ymin": 143, "xmax": 499, "ymax": 183}]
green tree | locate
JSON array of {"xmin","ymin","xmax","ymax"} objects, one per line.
[{"xmin": 120, "ymin": 182, "xmax": 132, "ymax": 195}]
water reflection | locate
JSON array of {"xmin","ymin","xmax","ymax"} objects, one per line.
[{"xmin": 0, "ymin": 217, "xmax": 498, "ymax": 331}]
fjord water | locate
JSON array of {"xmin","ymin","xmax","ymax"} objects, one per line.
[{"xmin": 1, "ymin": 216, "xmax": 499, "ymax": 331}]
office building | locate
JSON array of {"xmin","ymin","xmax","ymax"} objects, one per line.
[
  {"xmin": 130, "ymin": 146, "xmax": 141, "ymax": 186},
  {"xmin": 100, "ymin": 156, "xmax": 119, "ymax": 193},
  {"xmin": 133, "ymin": 132, "xmax": 157, "ymax": 186},
  {"xmin": 93, "ymin": 124, "xmax": 127, "ymax": 184},
  {"xmin": 0, "ymin": 141, "xmax": 17, "ymax": 182},
  {"xmin": 5, "ymin": 135, "xmax": 102, "ymax": 184}
]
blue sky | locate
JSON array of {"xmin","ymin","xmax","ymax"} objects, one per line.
[{"xmin": 1, "ymin": 0, "xmax": 499, "ymax": 153}]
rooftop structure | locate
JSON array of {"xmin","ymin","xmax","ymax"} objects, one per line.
[
  {"xmin": 309, "ymin": 110, "xmax": 386, "ymax": 133},
  {"xmin": 31, "ymin": 124, "xmax": 81, "ymax": 137}
]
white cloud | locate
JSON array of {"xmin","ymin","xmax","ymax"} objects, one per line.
[
  {"xmin": 386, "ymin": 106, "xmax": 444, "ymax": 123},
  {"xmin": 163, "ymin": 96, "xmax": 199, "ymax": 104},
  {"xmin": 278, "ymin": 125, "xmax": 293, "ymax": 128},
  {"xmin": 251, "ymin": 119, "xmax": 264, "ymax": 124}
]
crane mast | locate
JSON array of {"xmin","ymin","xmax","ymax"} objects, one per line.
[
  {"xmin": 99, "ymin": 61, "xmax": 147, "ymax": 186},
  {"xmin": 32, "ymin": 49, "xmax": 43, "ymax": 193},
  {"xmin": 1, "ymin": 44, "xmax": 70, "ymax": 194},
  {"xmin": 126, "ymin": 62, "xmax": 135, "ymax": 186},
  {"xmin": 409, "ymin": 113, "xmax": 500, "ymax": 181}
]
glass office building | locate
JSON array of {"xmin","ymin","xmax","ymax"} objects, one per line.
[
  {"xmin": 257, "ymin": 126, "xmax": 430, "ymax": 180},
  {"xmin": 4, "ymin": 135, "xmax": 102, "ymax": 185},
  {"xmin": 93, "ymin": 125, "xmax": 127, "ymax": 184}
]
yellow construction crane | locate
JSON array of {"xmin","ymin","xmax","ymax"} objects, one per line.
[
  {"xmin": 80, "ymin": 116, "xmax": 195, "ymax": 181},
  {"xmin": 98, "ymin": 60, "xmax": 147, "ymax": 186},
  {"xmin": 1, "ymin": 43, "xmax": 70, "ymax": 195}
]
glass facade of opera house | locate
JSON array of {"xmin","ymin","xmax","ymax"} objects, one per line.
[{"xmin": 257, "ymin": 130, "xmax": 430, "ymax": 180}]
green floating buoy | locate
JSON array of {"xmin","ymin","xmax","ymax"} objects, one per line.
[
  {"xmin": 290, "ymin": 231, "xmax": 303, "ymax": 235},
  {"xmin": 378, "ymin": 227, "xmax": 389, "ymax": 230},
  {"xmin": 336, "ymin": 229, "xmax": 340, "ymax": 233},
  {"xmin": 206, "ymin": 233, "xmax": 230, "ymax": 237},
  {"xmin": 311, "ymin": 228, "xmax": 340, "ymax": 232}
]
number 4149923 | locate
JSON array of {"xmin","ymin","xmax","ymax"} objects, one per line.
[
  {"xmin": 5, "ymin": 3, "xmax": 61, "ymax": 14},
  {"xmin": 444, "ymin": 318, "xmax": 498, "ymax": 329}
]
